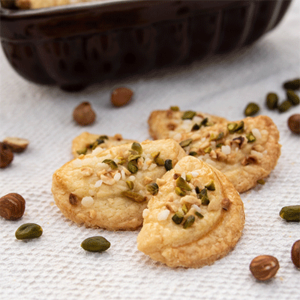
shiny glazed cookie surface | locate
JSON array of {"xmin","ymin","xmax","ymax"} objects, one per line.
[{"xmin": 137, "ymin": 156, "xmax": 245, "ymax": 268}]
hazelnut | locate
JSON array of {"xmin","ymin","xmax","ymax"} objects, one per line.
[
  {"xmin": 3, "ymin": 137, "xmax": 29, "ymax": 153},
  {"xmin": 0, "ymin": 193, "xmax": 26, "ymax": 220},
  {"xmin": 111, "ymin": 87, "xmax": 133, "ymax": 107},
  {"xmin": 291, "ymin": 240, "xmax": 300, "ymax": 268},
  {"xmin": 73, "ymin": 102, "xmax": 96, "ymax": 126},
  {"xmin": 288, "ymin": 114, "xmax": 300, "ymax": 134},
  {"xmin": 249, "ymin": 255, "xmax": 279, "ymax": 281},
  {"xmin": 0, "ymin": 142, "xmax": 14, "ymax": 168}
]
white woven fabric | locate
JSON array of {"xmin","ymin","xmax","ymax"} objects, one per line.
[{"xmin": 0, "ymin": 2, "xmax": 299, "ymax": 299}]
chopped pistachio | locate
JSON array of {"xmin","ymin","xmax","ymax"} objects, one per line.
[
  {"xmin": 201, "ymin": 197, "xmax": 210, "ymax": 206},
  {"xmin": 183, "ymin": 215, "xmax": 195, "ymax": 229},
  {"xmin": 77, "ymin": 148, "xmax": 87, "ymax": 155},
  {"xmin": 172, "ymin": 211, "xmax": 184, "ymax": 224},
  {"xmin": 195, "ymin": 186, "xmax": 200, "ymax": 194},
  {"xmin": 246, "ymin": 132, "xmax": 256, "ymax": 143},
  {"xmin": 182, "ymin": 204, "xmax": 188, "ymax": 215},
  {"xmin": 127, "ymin": 161, "xmax": 138, "ymax": 174},
  {"xmin": 155, "ymin": 157, "xmax": 165, "ymax": 166},
  {"xmin": 164, "ymin": 159, "xmax": 173, "ymax": 171},
  {"xmin": 182, "ymin": 111, "xmax": 196, "ymax": 120},
  {"xmin": 216, "ymin": 143, "xmax": 223, "ymax": 148},
  {"xmin": 175, "ymin": 187, "xmax": 186, "ymax": 197},
  {"xmin": 121, "ymin": 191, "xmax": 146, "ymax": 203},
  {"xmin": 227, "ymin": 123, "xmax": 238, "ymax": 134},
  {"xmin": 151, "ymin": 152, "xmax": 160, "ymax": 159},
  {"xmin": 126, "ymin": 180, "xmax": 134, "ymax": 190},
  {"xmin": 117, "ymin": 157, "xmax": 126, "ymax": 165},
  {"xmin": 189, "ymin": 151, "xmax": 198, "ymax": 156},
  {"xmin": 257, "ymin": 179, "xmax": 265, "ymax": 185},
  {"xmin": 210, "ymin": 132, "xmax": 224, "ymax": 141},
  {"xmin": 180, "ymin": 138, "xmax": 193, "ymax": 148},
  {"xmin": 244, "ymin": 102, "xmax": 260, "ymax": 116},
  {"xmin": 186, "ymin": 174, "xmax": 192, "ymax": 182},
  {"xmin": 128, "ymin": 154, "xmax": 141, "ymax": 162},
  {"xmin": 131, "ymin": 142, "xmax": 142, "ymax": 154},
  {"xmin": 170, "ymin": 106, "xmax": 180, "ymax": 111},
  {"xmin": 195, "ymin": 211, "xmax": 204, "ymax": 219},
  {"xmin": 200, "ymin": 118, "xmax": 209, "ymax": 126},
  {"xmin": 191, "ymin": 123, "xmax": 200, "ymax": 131},
  {"xmin": 176, "ymin": 177, "xmax": 192, "ymax": 191},
  {"xmin": 198, "ymin": 188, "xmax": 210, "ymax": 205},
  {"xmin": 205, "ymin": 180, "xmax": 215, "ymax": 191},
  {"xmin": 204, "ymin": 147, "xmax": 212, "ymax": 154},
  {"xmin": 99, "ymin": 135, "xmax": 109, "ymax": 140},
  {"xmin": 146, "ymin": 183, "xmax": 159, "ymax": 195},
  {"xmin": 102, "ymin": 159, "xmax": 118, "ymax": 170},
  {"xmin": 236, "ymin": 121, "xmax": 244, "ymax": 133}
]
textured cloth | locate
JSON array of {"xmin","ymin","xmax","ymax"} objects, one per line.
[{"xmin": 0, "ymin": 1, "xmax": 299, "ymax": 299}]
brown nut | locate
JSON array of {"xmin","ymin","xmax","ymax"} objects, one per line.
[
  {"xmin": 0, "ymin": 193, "xmax": 25, "ymax": 220},
  {"xmin": 291, "ymin": 240, "xmax": 300, "ymax": 268},
  {"xmin": 73, "ymin": 102, "xmax": 96, "ymax": 126},
  {"xmin": 3, "ymin": 137, "xmax": 29, "ymax": 153},
  {"xmin": 111, "ymin": 87, "xmax": 133, "ymax": 107},
  {"xmin": 249, "ymin": 255, "xmax": 279, "ymax": 281},
  {"xmin": 288, "ymin": 114, "xmax": 300, "ymax": 134},
  {"xmin": 0, "ymin": 142, "xmax": 14, "ymax": 168}
]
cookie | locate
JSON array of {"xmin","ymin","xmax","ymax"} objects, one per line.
[
  {"xmin": 149, "ymin": 110, "xmax": 281, "ymax": 193},
  {"xmin": 52, "ymin": 139, "xmax": 186, "ymax": 230},
  {"xmin": 72, "ymin": 132, "xmax": 134, "ymax": 158},
  {"xmin": 137, "ymin": 156, "xmax": 245, "ymax": 268},
  {"xmin": 11, "ymin": 0, "xmax": 102, "ymax": 9},
  {"xmin": 148, "ymin": 109, "xmax": 228, "ymax": 140}
]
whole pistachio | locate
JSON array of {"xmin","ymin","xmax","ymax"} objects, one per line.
[
  {"xmin": 278, "ymin": 100, "xmax": 292, "ymax": 113},
  {"xmin": 287, "ymin": 90, "xmax": 300, "ymax": 105},
  {"xmin": 131, "ymin": 142, "xmax": 142, "ymax": 154},
  {"xmin": 266, "ymin": 93, "xmax": 278, "ymax": 110},
  {"xmin": 15, "ymin": 223, "xmax": 43, "ymax": 240},
  {"xmin": 283, "ymin": 78, "xmax": 300, "ymax": 90},
  {"xmin": 81, "ymin": 236, "xmax": 110, "ymax": 252},
  {"xmin": 244, "ymin": 103, "xmax": 260, "ymax": 117}
]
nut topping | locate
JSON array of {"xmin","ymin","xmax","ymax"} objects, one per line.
[
  {"xmin": 0, "ymin": 193, "xmax": 26, "ymax": 220},
  {"xmin": 3, "ymin": 137, "xmax": 29, "ymax": 153},
  {"xmin": 249, "ymin": 255, "xmax": 279, "ymax": 281},
  {"xmin": 69, "ymin": 193, "xmax": 78, "ymax": 206},
  {"xmin": 222, "ymin": 198, "xmax": 231, "ymax": 211},
  {"xmin": 73, "ymin": 102, "xmax": 96, "ymax": 126},
  {"xmin": 0, "ymin": 142, "xmax": 14, "ymax": 168}
]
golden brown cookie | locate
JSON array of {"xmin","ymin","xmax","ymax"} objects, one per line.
[
  {"xmin": 137, "ymin": 156, "xmax": 245, "ymax": 268},
  {"xmin": 52, "ymin": 139, "xmax": 186, "ymax": 231},
  {"xmin": 149, "ymin": 110, "xmax": 281, "ymax": 193},
  {"xmin": 148, "ymin": 108, "xmax": 228, "ymax": 140},
  {"xmin": 72, "ymin": 132, "xmax": 134, "ymax": 158}
]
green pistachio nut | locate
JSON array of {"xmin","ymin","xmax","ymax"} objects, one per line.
[
  {"xmin": 205, "ymin": 180, "xmax": 215, "ymax": 191},
  {"xmin": 121, "ymin": 191, "xmax": 147, "ymax": 203},
  {"xmin": 131, "ymin": 142, "xmax": 143, "ymax": 154},
  {"xmin": 126, "ymin": 180, "xmax": 134, "ymax": 190},
  {"xmin": 172, "ymin": 212, "xmax": 184, "ymax": 224},
  {"xmin": 182, "ymin": 111, "xmax": 196, "ymax": 120},
  {"xmin": 170, "ymin": 106, "xmax": 180, "ymax": 111},
  {"xmin": 266, "ymin": 93, "xmax": 278, "ymax": 110},
  {"xmin": 102, "ymin": 159, "xmax": 118, "ymax": 170},
  {"xmin": 287, "ymin": 90, "xmax": 300, "ymax": 105},
  {"xmin": 195, "ymin": 211, "xmax": 204, "ymax": 219},
  {"xmin": 146, "ymin": 183, "xmax": 159, "ymax": 195},
  {"xmin": 180, "ymin": 139, "xmax": 193, "ymax": 148},
  {"xmin": 278, "ymin": 100, "xmax": 292, "ymax": 113},
  {"xmin": 176, "ymin": 177, "xmax": 192, "ymax": 191},
  {"xmin": 283, "ymin": 78, "xmax": 300, "ymax": 90},
  {"xmin": 244, "ymin": 103, "xmax": 260, "ymax": 117},
  {"xmin": 175, "ymin": 187, "xmax": 186, "ymax": 197},
  {"xmin": 127, "ymin": 161, "xmax": 138, "ymax": 174},
  {"xmin": 183, "ymin": 215, "xmax": 195, "ymax": 229},
  {"xmin": 279, "ymin": 205, "xmax": 300, "ymax": 222},
  {"xmin": 15, "ymin": 223, "xmax": 43, "ymax": 240},
  {"xmin": 81, "ymin": 236, "xmax": 110, "ymax": 252},
  {"xmin": 164, "ymin": 159, "xmax": 173, "ymax": 171},
  {"xmin": 246, "ymin": 132, "xmax": 256, "ymax": 143}
]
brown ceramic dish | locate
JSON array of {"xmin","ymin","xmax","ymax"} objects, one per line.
[{"xmin": 0, "ymin": 0, "xmax": 292, "ymax": 91}]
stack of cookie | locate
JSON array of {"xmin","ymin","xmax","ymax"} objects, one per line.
[{"xmin": 52, "ymin": 108, "xmax": 281, "ymax": 268}]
